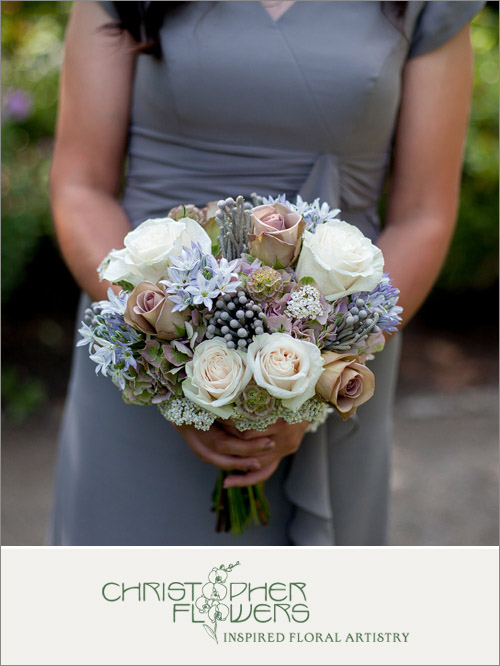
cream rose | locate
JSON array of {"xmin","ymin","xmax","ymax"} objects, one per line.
[
  {"xmin": 295, "ymin": 219, "xmax": 384, "ymax": 300},
  {"xmin": 249, "ymin": 203, "xmax": 305, "ymax": 268},
  {"xmin": 316, "ymin": 351, "xmax": 375, "ymax": 420},
  {"xmin": 100, "ymin": 216, "xmax": 212, "ymax": 287},
  {"xmin": 247, "ymin": 333, "xmax": 324, "ymax": 410},
  {"xmin": 182, "ymin": 339, "xmax": 252, "ymax": 419}
]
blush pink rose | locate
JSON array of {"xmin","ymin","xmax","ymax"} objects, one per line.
[
  {"xmin": 249, "ymin": 203, "xmax": 305, "ymax": 268},
  {"xmin": 316, "ymin": 351, "xmax": 375, "ymax": 420},
  {"xmin": 124, "ymin": 281, "xmax": 189, "ymax": 340}
]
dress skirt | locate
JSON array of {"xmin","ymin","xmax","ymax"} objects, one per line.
[{"xmin": 48, "ymin": 294, "xmax": 401, "ymax": 546}]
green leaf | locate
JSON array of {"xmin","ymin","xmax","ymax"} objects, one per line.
[
  {"xmin": 174, "ymin": 324, "xmax": 187, "ymax": 338},
  {"xmin": 203, "ymin": 625, "xmax": 218, "ymax": 643},
  {"xmin": 116, "ymin": 280, "xmax": 135, "ymax": 292},
  {"xmin": 299, "ymin": 276, "xmax": 316, "ymax": 285}
]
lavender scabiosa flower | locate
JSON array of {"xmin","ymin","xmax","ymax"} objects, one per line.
[{"xmin": 247, "ymin": 266, "xmax": 283, "ymax": 301}]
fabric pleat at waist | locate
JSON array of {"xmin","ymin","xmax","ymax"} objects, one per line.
[{"xmin": 122, "ymin": 126, "xmax": 389, "ymax": 242}]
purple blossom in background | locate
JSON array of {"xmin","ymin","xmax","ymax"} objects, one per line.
[{"xmin": 2, "ymin": 89, "xmax": 32, "ymax": 123}]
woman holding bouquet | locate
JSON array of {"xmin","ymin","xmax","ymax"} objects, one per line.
[{"xmin": 49, "ymin": 1, "xmax": 484, "ymax": 545}]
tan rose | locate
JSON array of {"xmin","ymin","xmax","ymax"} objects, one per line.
[
  {"xmin": 167, "ymin": 204, "xmax": 205, "ymax": 224},
  {"xmin": 316, "ymin": 351, "xmax": 375, "ymax": 420},
  {"xmin": 124, "ymin": 281, "xmax": 189, "ymax": 340},
  {"xmin": 200, "ymin": 200, "xmax": 219, "ymax": 224},
  {"xmin": 248, "ymin": 203, "xmax": 305, "ymax": 268}
]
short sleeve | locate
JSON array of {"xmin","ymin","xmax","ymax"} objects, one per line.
[
  {"xmin": 408, "ymin": 1, "xmax": 486, "ymax": 59},
  {"xmin": 98, "ymin": 1, "xmax": 119, "ymax": 21}
]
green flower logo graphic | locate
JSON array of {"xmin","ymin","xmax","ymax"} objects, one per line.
[{"xmin": 195, "ymin": 562, "xmax": 239, "ymax": 643}]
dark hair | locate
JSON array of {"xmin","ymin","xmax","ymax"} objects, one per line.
[
  {"xmin": 107, "ymin": 1, "xmax": 184, "ymax": 58},
  {"xmin": 380, "ymin": 1, "xmax": 408, "ymax": 33},
  {"xmin": 109, "ymin": 1, "xmax": 407, "ymax": 59}
]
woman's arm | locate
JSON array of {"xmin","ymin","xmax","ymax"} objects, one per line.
[
  {"xmin": 223, "ymin": 26, "xmax": 477, "ymax": 487},
  {"xmin": 378, "ymin": 24, "xmax": 474, "ymax": 325},
  {"xmin": 51, "ymin": 1, "xmax": 275, "ymax": 475},
  {"xmin": 50, "ymin": 1, "xmax": 135, "ymax": 301}
]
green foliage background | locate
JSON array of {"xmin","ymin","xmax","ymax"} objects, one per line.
[
  {"xmin": 2, "ymin": 1, "xmax": 72, "ymax": 301},
  {"xmin": 2, "ymin": 1, "xmax": 498, "ymax": 301}
]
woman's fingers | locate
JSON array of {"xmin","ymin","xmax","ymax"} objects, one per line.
[
  {"xmin": 175, "ymin": 423, "xmax": 279, "ymax": 472},
  {"xmin": 210, "ymin": 430, "xmax": 275, "ymax": 457},
  {"xmin": 223, "ymin": 460, "xmax": 280, "ymax": 487},
  {"xmin": 182, "ymin": 426, "xmax": 275, "ymax": 472},
  {"xmin": 185, "ymin": 431, "xmax": 262, "ymax": 472}
]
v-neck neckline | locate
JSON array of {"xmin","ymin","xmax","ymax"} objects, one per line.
[{"xmin": 258, "ymin": 1, "xmax": 299, "ymax": 25}]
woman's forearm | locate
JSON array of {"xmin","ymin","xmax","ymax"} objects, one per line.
[
  {"xmin": 377, "ymin": 27, "xmax": 474, "ymax": 329},
  {"xmin": 51, "ymin": 183, "xmax": 131, "ymax": 301},
  {"xmin": 50, "ymin": 2, "xmax": 138, "ymax": 302},
  {"xmin": 377, "ymin": 214, "xmax": 456, "ymax": 327}
]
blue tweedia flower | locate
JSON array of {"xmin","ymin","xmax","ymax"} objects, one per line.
[
  {"xmin": 293, "ymin": 196, "xmax": 340, "ymax": 232},
  {"xmin": 186, "ymin": 273, "xmax": 220, "ymax": 309},
  {"xmin": 162, "ymin": 242, "xmax": 241, "ymax": 312},
  {"xmin": 167, "ymin": 288, "xmax": 194, "ymax": 312},
  {"xmin": 78, "ymin": 293, "xmax": 145, "ymax": 383},
  {"xmin": 259, "ymin": 194, "xmax": 340, "ymax": 232},
  {"xmin": 213, "ymin": 257, "xmax": 241, "ymax": 293},
  {"xmin": 351, "ymin": 274, "xmax": 403, "ymax": 333},
  {"xmin": 95, "ymin": 288, "xmax": 128, "ymax": 316},
  {"xmin": 261, "ymin": 193, "xmax": 288, "ymax": 206}
]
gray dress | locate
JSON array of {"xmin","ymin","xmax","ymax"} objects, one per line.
[{"xmin": 48, "ymin": 1, "xmax": 484, "ymax": 546}]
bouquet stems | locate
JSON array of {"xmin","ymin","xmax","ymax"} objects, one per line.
[{"xmin": 211, "ymin": 471, "xmax": 271, "ymax": 536}]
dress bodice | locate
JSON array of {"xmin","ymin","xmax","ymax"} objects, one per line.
[{"xmin": 97, "ymin": 1, "xmax": 484, "ymax": 241}]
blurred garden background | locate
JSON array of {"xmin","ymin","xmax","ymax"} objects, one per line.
[{"xmin": 2, "ymin": 1, "xmax": 499, "ymax": 545}]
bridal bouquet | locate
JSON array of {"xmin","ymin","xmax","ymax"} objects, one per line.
[{"xmin": 79, "ymin": 194, "xmax": 402, "ymax": 535}]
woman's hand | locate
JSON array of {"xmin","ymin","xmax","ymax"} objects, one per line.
[
  {"xmin": 220, "ymin": 418, "xmax": 310, "ymax": 487},
  {"xmin": 175, "ymin": 422, "xmax": 275, "ymax": 474},
  {"xmin": 176, "ymin": 418, "xmax": 309, "ymax": 487}
]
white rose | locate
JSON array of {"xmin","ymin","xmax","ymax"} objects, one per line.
[
  {"xmin": 182, "ymin": 339, "xmax": 252, "ymax": 419},
  {"xmin": 100, "ymin": 217, "xmax": 212, "ymax": 287},
  {"xmin": 247, "ymin": 333, "xmax": 324, "ymax": 410},
  {"xmin": 295, "ymin": 219, "xmax": 384, "ymax": 300}
]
